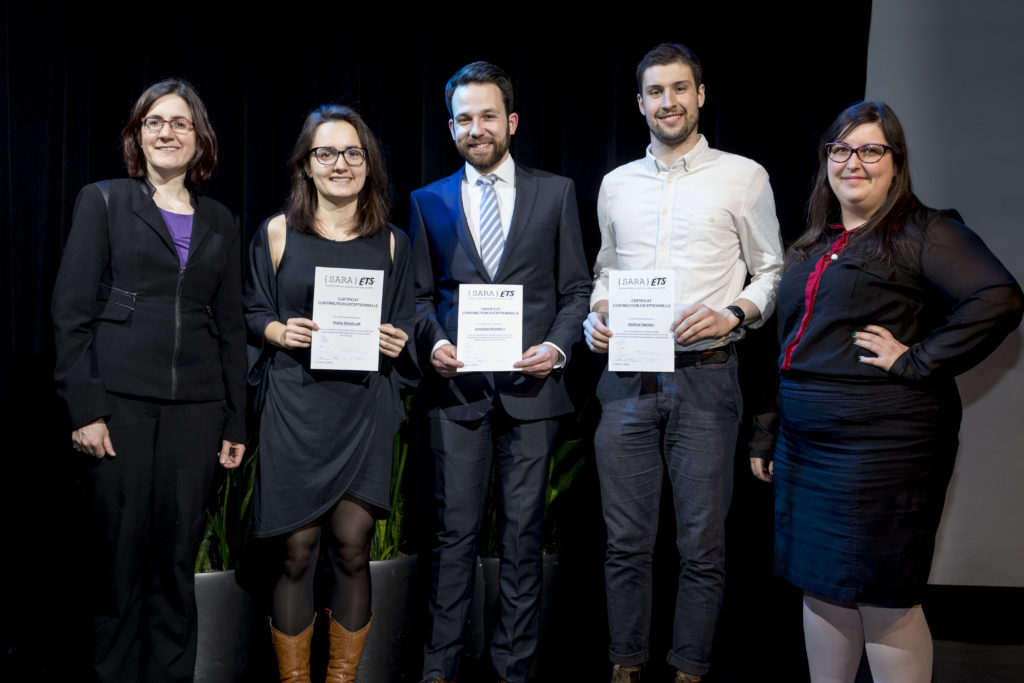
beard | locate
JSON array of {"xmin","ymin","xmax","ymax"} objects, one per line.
[
  {"xmin": 457, "ymin": 129, "xmax": 512, "ymax": 173},
  {"xmin": 648, "ymin": 108, "xmax": 699, "ymax": 149}
]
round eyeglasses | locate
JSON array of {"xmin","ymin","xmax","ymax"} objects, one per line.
[
  {"xmin": 141, "ymin": 116, "xmax": 194, "ymax": 133},
  {"xmin": 310, "ymin": 147, "xmax": 367, "ymax": 167},
  {"xmin": 825, "ymin": 142, "xmax": 892, "ymax": 164}
]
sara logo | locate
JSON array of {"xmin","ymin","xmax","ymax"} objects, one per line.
[
  {"xmin": 618, "ymin": 276, "xmax": 667, "ymax": 287},
  {"xmin": 325, "ymin": 274, "xmax": 376, "ymax": 286}
]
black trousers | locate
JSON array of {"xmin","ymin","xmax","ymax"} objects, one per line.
[
  {"xmin": 422, "ymin": 405, "xmax": 559, "ymax": 683},
  {"xmin": 85, "ymin": 392, "xmax": 225, "ymax": 683}
]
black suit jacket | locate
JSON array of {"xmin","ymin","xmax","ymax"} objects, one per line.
[
  {"xmin": 52, "ymin": 178, "xmax": 246, "ymax": 441},
  {"xmin": 408, "ymin": 163, "xmax": 591, "ymax": 421}
]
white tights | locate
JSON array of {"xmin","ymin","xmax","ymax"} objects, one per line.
[{"xmin": 802, "ymin": 593, "xmax": 933, "ymax": 683}]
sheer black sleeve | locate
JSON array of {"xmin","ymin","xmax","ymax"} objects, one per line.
[{"xmin": 889, "ymin": 212, "xmax": 1023, "ymax": 380}]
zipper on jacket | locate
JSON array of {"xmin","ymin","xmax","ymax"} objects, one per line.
[{"xmin": 171, "ymin": 269, "xmax": 184, "ymax": 398}]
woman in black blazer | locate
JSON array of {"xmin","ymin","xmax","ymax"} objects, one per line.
[{"xmin": 52, "ymin": 79, "xmax": 246, "ymax": 683}]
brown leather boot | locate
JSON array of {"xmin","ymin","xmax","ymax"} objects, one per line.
[
  {"xmin": 268, "ymin": 615, "xmax": 315, "ymax": 683},
  {"xmin": 324, "ymin": 608, "xmax": 372, "ymax": 683}
]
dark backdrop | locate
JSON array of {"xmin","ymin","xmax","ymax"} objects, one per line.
[{"xmin": 1, "ymin": 5, "xmax": 872, "ymax": 681}]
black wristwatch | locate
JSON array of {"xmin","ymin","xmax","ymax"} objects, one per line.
[{"xmin": 725, "ymin": 305, "xmax": 745, "ymax": 328}]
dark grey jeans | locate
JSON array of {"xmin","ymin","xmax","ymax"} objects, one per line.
[{"xmin": 595, "ymin": 349, "xmax": 740, "ymax": 676}]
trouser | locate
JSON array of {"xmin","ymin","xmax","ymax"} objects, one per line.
[
  {"xmin": 422, "ymin": 405, "xmax": 559, "ymax": 683},
  {"xmin": 595, "ymin": 349, "xmax": 740, "ymax": 676},
  {"xmin": 85, "ymin": 392, "xmax": 225, "ymax": 683}
]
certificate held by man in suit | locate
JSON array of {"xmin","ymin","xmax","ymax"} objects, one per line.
[{"xmin": 456, "ymin": 283, "xmax": 523, "ymax": 372}]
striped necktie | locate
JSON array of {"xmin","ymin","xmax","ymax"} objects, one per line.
[{"xmin": 476, "ymin": 174, "xmax": 504, "ymax": 279}]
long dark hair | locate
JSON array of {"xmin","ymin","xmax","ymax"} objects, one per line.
[
  {"xmin": 121, "ymin": 78, "xmax": 217, "ymax": 185},
  {"xmin": 788, "ymin": 101, "xmax": 919, "ymax": 267},
  {"xmin": 286, "ymin": 105, "xmax": 390, "ymax": 237}
]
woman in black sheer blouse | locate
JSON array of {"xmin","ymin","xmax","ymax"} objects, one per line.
[{"xmin": 754, "ymin": 101, "xmax": 1022, "ymax": 682}]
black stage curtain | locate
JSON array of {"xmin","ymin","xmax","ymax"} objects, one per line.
[{"xmin": 1, "ymin": 6, "xmax": 871, "ymax": 681}]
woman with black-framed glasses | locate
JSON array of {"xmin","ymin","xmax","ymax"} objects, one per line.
[
  {"xmin": 52, "ymin": 78, "xmax": 246, "ymax": 683},
  {"xmin": 244, "ymin": 104, "xmax": 416, "ymax": 681},
  {"xmin": 753, "ymin": 100, "xmax": 1023, "ymax": 682}
]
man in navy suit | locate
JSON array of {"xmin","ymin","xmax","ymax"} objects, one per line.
[{"xmin": 409, "ymin": 61, "xmax": 590, "ymax": 683}]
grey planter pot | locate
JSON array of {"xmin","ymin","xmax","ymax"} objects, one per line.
[
  {"xmin": 194, "ymin": 569, "xmax": 255, "ymax": 683},
  {"xmin": 357, "ymin": 554, "xmax": 422, "ymax": 683}
]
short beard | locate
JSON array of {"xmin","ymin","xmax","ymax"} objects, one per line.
[
  {"xmin": 651, "ymin": 107, "xmax": 700, "ymax": 150},
  {"xmin": 460, "ymin": 134, "xmax": 511, "ymax": 173},
  {"xmin": 650, "ymin": 113, "xmax": 698, "ymax": 149}
]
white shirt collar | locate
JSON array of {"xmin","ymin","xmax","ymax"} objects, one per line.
[
  {"xmin": 644, "ymin": 134, "xmax": 709, "ymax": 173},
  {"xmin": 464, "ymin": 154, "xmax": 516, "ymax": 187}
]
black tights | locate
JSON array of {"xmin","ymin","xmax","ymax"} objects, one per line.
[{"xmin": 270, "ymin": 495, "xmax": 375, "ymax": 635}]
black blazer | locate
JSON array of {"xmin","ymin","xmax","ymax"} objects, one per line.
[
  {"xmin": 408, "ymin": 163, "xmax": 591, "ymax": 421},
  {"xmin": 52, "ymin": 178, "xmax": 246, "ymax": 441}
]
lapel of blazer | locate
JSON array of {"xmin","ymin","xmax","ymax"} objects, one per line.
[
  {"xmin": 498, "ymin": 163, "xmax": 537, "ymax": 280},
  {"xmin": 187, "ymin": 198, "xmax": 214, "ymax": 263},
  {"xmin": 132, "ymin": 179, "xmax": 177, "ymax": 257},
  {"xmin": 130, "ymin": 178, "xmax": 212, "ymax": 266},
  {"xmin": 443, "ymin": 168, "xmax": 492, "ymax": 283}
]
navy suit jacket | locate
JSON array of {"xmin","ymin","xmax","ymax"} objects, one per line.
[{"xmin": 408, "ymin": 162, "xmax": 591, "ymax": 421}]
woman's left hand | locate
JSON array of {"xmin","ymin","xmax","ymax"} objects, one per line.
[
  {"xmin": 750, "ymin": 457, "xmax": 774, "ymax": 483},
  {"xmin": 853, "ymin": 324, "xmax": 909, "ymax": 372},
  {"xmin": 219, "ymin": 440, "xmax": 245, "ymax": 469},
  {"xmin": 379, "ymin": 323, "xmax": 409, "ymax": 359}
]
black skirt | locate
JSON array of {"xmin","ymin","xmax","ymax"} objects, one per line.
[{"xmin": 773, "ymin": 376, "xmax": 962, "ymax": 606}]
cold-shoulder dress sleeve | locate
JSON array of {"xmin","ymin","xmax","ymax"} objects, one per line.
[
  {"xmin": 889, "ymin": 211, "xmax": 1024, "ymax": 381},
  {"xmin": 382, "ymin": 226, "xmax": 420, "ymax": 390},
  {"xmin": 243, "ymin": 217, "xmax": 280, "ymax": 394}
]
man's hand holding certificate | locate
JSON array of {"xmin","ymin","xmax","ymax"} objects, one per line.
[
  {"xmin": 310, "ymin": 266, "xmax": 384, "ymax": 371},
  {"xmin": 457, "ymin": 284, "xmax": 523, "ymax": 372},
  {"xmin": 608, "ymin": 270, "xmax": 675, "ymax": 372}
]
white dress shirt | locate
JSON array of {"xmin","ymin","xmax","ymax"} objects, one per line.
[
  {"xmin": 461, "ymin": 155, "xmax": 516, "ymax": 251},
  {"xmin": 591, "ymin": 135, "xmax": 783, "ymax": 351}
]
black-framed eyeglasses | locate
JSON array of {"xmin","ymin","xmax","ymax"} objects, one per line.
[
  {"xmin": 140, "ymin": 116, "xmax": 194, "ymax": 133},
  {"xmin": 825, "ymin": 142, "xmax": 892, "ymax": 164},
  {"xmin": 310, "ymin": 147, "xmax": 367, "ymax": 166}
]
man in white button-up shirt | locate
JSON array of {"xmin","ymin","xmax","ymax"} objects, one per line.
[{"xmin": 583, "ymin": 43, "xmax": 783, "ymax": 683}]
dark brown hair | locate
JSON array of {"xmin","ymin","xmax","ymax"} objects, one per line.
[
  {"xmin": 636, "ymin": 43, "xmax": 703, "ymax": 92},
  {"xmin": 286, "ymin": 105, "xmax": 390, "ymax": 237},
  {"xmin": 788, "ymin": 101, "xmax": 918, "ymax": 267},
  {"xmin": 445, "ymin": 61, "xmax": 514, "ymax": 117},
  {"xmin": 120, "ymin": 78, "xmax": 217, "ymax": 184}
]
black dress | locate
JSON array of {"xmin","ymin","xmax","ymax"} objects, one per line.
[
  {"xmin": 244, "ymin": 219, "xmax": 416, "ymax": 537},
  {"xmin": 774, "ymin": 206, "xmax": 1022, "ymax": 606}
]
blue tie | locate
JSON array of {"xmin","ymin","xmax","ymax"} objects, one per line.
[{"xmin": 477, "ymin": 174, "xmax": 504, "ymax": 279}]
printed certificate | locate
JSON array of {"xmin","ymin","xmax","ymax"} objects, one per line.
[
  {"xmin": 457, "ymin": 284, "xmax": 523, "ymax": 372},
  {"xmin": 608, "ymin": 269, "xmax": 675, "ymax": 372},
  {"xmin": 310, "ymin": 266, "xmax": 384, "ymax": 371}
]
